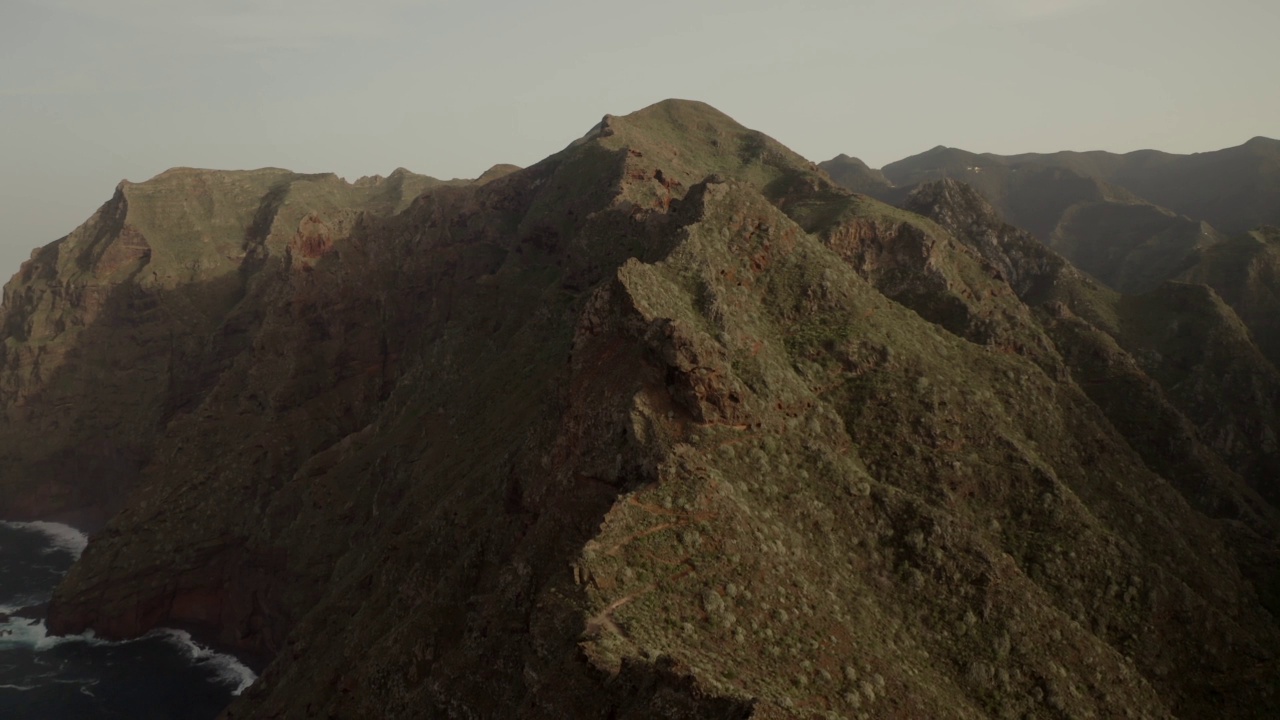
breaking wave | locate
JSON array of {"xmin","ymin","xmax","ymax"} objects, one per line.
[
  {"xmin": 153, "ymin": 629, "xmax": 258, "ymax": 696},
  {"xmin": 1, "ymin": 517, "xmax": 257, "ymax": 716},
  {"xmin": 0, "ymin": 620, "xmax": 256, "ymax": 696},
  {"xmin": 0, "ymin": 521, "xmax": 89, "ymax": 558},
  {"xmin": 0, "ymin": 619, "xmax": 110, "ymax": 652}
]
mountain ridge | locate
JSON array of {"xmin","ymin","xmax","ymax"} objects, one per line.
[
  {"xmin": 859, "ymin": 135, "xmax": 1280, "ymax": 246},
  {"xmin": 825, "ymin": 137, "xmax": 1280, "ymax": 367},
  {"xmin": 2, "ymin": 100, "xmax": 1278, "ymax": 718}
]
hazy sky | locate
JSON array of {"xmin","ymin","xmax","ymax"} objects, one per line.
[{"xmin": 2, "ymin": 0, "xmax": 1277, "ymax": 279}]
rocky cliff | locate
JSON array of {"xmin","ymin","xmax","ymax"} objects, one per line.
[
  {"xmin": 0, "ymin": 167, "xmax": 450, "ymax": 524},
  {"xmin": 3, "ymin": 100, "xmax": 1279, "ymax": 718}
]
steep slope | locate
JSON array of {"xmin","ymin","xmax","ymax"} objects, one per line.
[
  {"xmin": 0, "ymin": 167, "xmax": 447, "ymax": 523},
  {"xmin": 873, "ymin": 150, "xmax": 1218, "ymax": 294},
  {"xmin": 0, "ymin": 100, "xmax": 1276, "ymax": 718},
  {"xmin": 901, "ymin": 181, "xmax": 1280, "ymax": 608},
  {"xmin": 871, "ymin": 141, "xmax": 1280, "ymax": 361},
  {"xmin": 864, "ymin": 138, "xmax": 1280, "ymax": 295},
  {"xmin": 1178, "ymin": 227, "xmax": 1280, "ymax": 367},
  {"xmin": 1048, "ymin": 202, "xmax": 1223, "ymax": 294}
]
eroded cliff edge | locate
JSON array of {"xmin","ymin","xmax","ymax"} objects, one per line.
[
  {"xmin": 2, "ymin": 101, "xmax": 1277, "ymax": 718},
  {"xmin": 0, "ymin": 167, "xmax": 447, "ymax": 522}
]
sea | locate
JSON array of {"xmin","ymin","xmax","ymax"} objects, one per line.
[{"xmin": 0, "ymin": 520, "xmax": 256, "ymax": 719}]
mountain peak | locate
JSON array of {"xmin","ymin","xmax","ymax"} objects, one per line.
[
  {"xmin": 881, "ymin": 146, "xmax": 997, "ymax": 186},
  {"xmin": 353, "ymin": 169, "xmax": 421, "ymax": 187},
  {"xmin": 630, "ymin": 97, "xmax": 740, "ymax": 121},
  {"xmin": 904, "ymin": 177, "xmax": 1003, "ymax": 224},
  {"xmin": 606, "ymin": 98, "xmax": 750, "ymax": 141},
  {"xmin": 817, "ymin": 154, "xmax": 892, "ymax": 194},
  {"xmin": 550, "ymin": 97, "xmax": 827, "ymax": 215},
  {"xmin": 476, "ymin": 163, "xmax": 522, "ymax": 184},
  {"xmin": 1242, "ymin": 136, "xmax": 1280, "ymax": 154},
  {"xmin": 826, "ymin": 153, "xmax": 872, "ymax": 169}
]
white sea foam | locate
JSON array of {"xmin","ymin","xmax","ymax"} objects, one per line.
[
  {"xmin": 1, "ymin": 616, "xmax": 257, "ymax": 696},
  {"xmin": 0, "ymin": 617, "xmax": 114, "ymax": 652},
  {"xmin": 152, "ymin": 629, "xmax": 258, "ymax": 696},
  {"xmin": 0, "ymin": 618, "xmax": 49, "ymax": 649},
  {"xmin": 0, "ymin": 521, "xmax": 90, "ymax": 558},
  {"xmin": 1, "ymin": 620, "xmax": 256, "ymax": 696}
]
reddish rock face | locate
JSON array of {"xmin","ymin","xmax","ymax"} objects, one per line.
[
  {"xmin": 93, "ymin": 224, "xmax": 152, "ymax": 276},
  {"xmin": 290, "ymin": 215, "xmax": 338, "ymax": 261}
]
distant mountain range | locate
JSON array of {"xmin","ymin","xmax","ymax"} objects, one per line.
[
  {"xmin": 821, "ymin": 137, "xmax": 1280, "ymax": 368},
  {"xmin": 2, "ymin": 102, "xmax": 1278, "ymax": 718},
  {"xmin": 850, "ymin": 135, "xmax": 1280, "ymax": 237}
]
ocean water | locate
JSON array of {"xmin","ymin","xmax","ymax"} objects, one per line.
[{"xmin": 0, "ymin": 520, "xmax": 256, "ymax": 719}]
